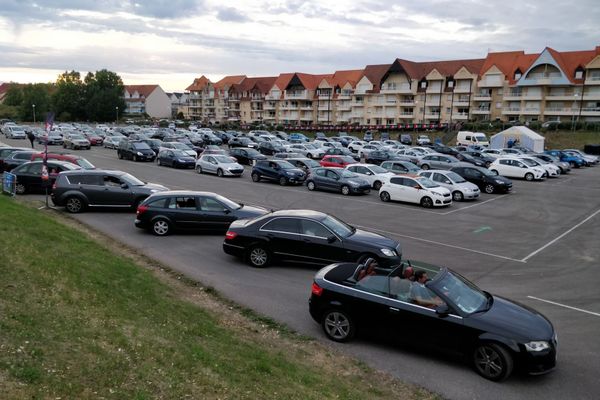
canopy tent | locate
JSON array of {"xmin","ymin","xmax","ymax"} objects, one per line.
[{"xmin": 490, "ymin": 126, "xmax": 545, "ymax": 152}]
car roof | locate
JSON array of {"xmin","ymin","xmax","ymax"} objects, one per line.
[
  {"xmin": 394, "ymin": 174, "xmax": 421, "ymax": 179},
  {"xmin": 60, "ymin": 169, "xmax": 126, "ymax": 175},
  {"xmin": 269, "ymin": 209, "xmax": 328, "ymax": 219},
  {"xmin": 149, "ymin": 190, "xmax": 218, "ymax": 197}
]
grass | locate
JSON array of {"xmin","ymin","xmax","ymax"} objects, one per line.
[{"xmin": 0, "ymin": 196, "xmax": 438, "ymax": 400}]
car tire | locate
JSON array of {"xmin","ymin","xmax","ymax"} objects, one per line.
[
  {"xmin": 247, "ymin": 245, "xmax": 270, "ymax": 268},
  {"xmin": 251, "ymin": 172, "xmax": 260, "ymax": 182},
  {"xmin": 279, "ymin": 176, "xmax": 287, "ymax": 186},
  {"xmin": 473, "ymin": 343, "xmax": 514, "ymax": 382},
  {"xmin": 63, "ymin": 144, "xmax": 67, "ymax": 149},
  {"xmin": 569, "ymin": 161, "xmax": 575, "ymax": 168},
  {"xmin": 15, "ymin": 183, "xmax": 26, "ymax": 195},
  {"xmin": 380, "ymin": 191, "xmax": 390, "ymax": 202},
  {"xmin": 307, "ymin": 180, "xmax": 316, "ymax": 191},
  {"xmin": 452, "ymin": 191, "xmax": 464, "ymax": 201},
  {"xmin": 373, "ymin": 180, "xmax": 382, "ymax": 190},
  {"xmin": 118, "ymin": 152, "xmax": 123, "ymax": 159},
  {"xmin": 65, "ymin": 196, "xmax": 85, "ymax": 213},
  {"xmin": 196, "ymin": 165, "xmax": 202, "ymax": 174},
  {"xmin": 525, "ymin": 172, "xmax": 534, "ymax": 181},
  {"xmin": 307, "ymin": 153, "xmax": 313, "ymax": 159},
  {"xmin": 490, "ymin": 169, "xmax": 499, "ymax": 175},
  {"xmin": 152, "ymin": 219, "xmax": 171, "ymax": 236},
  {"xmin": 420, "ymin": 196, "xmax": 433, "ymax": 208},
  {"xmin": 157, "ymin": 158, "xmax": 162, "ymax": 166},
  {"xmin": 421, "ymin": 164, "xmax": 430, "ymax": 170},
  {"xmin": 321, "ymin": 309, "xmax": 356, "ymax": 343},
  {"xmin": 217, "ymin": 168, "xmax": 224, "ymax": 177},
  {"xmin": 341, "ymin": 185, "xmax": 351, "ymax": 196},
  {"xmin": 133, "ymin": 155, "xmax": 138, "ymax": 162},
  {"xmin": 484, "ymin": 184, "xmax": 495, "ymax": 194}
]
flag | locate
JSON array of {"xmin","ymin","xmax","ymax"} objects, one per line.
[
  {"xmin": 43, "ymin": 112, "xmax": 55, "ymax": 168},
  {"xmin": 45, "ymin": 112, "xmax": 55, "ymax": 133}
]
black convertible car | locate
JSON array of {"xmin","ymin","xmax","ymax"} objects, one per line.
[{"xmin": 309, "ymin": 261, "xmax": 557, "ymax": 381}]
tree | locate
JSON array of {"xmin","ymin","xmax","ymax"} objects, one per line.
[
  {"xmin": 19, "ymin": 83, "xmax": 52, "ymax": 122},
  {"xmin": 52, "ymin": 71, "xmax": 85, "ymax": 120},
  {"xmin": 3, "ymin": 84, "xmax": 23, "ymax": 106},
  {"xmin": 84, "ymin": 69, "xmax": 126, "ymax": 122}
]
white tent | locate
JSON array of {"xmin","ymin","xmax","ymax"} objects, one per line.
[{"xmin": 490, "ymin": 126, "xmax": 545, "ymax": 152}]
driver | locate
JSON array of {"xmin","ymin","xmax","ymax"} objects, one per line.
[{"xmin": 410, "ymin": 270, "xmax": 445, "ymax": 309}]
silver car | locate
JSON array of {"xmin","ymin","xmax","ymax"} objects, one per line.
[
  {"xmin": 531, "ymin": 153, "xmax": 570, "ymax": 174},
  {"xmin": 418, "ymin": 153, "xmax": 465, "ymax": 170},
  {"xmin": 418, "ymin": 170, "xmax": 480, "ymax": 201},
  {"xmin": 287, "ymin": 143, "xmax": 325, "ymax": 159},
  {"xmin": 103, "ymin": 136, "xmax": 121, "ymax": 149},
  {"xmin": 195, "ymin": 154, "xmax": 244, "ymax": 177}
]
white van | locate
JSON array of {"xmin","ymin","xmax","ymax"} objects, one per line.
[{"xmin": 456, "ymin": 131, "xmax": 489, "ymax": 147}]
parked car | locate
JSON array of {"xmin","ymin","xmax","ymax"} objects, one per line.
[
  {"xmin": 288, "ymin": 133, "xmax": 310, "ymax": 142},
  {"xmin": 345, "ymin": 163, "xmax": 395, "ymax": 190},
  {"xmin": 324, "ymin": 147, "xmax": 360, "ymax": 161},
  {"xmin": 306, "ymin": 167, "xmax": 371, "ymax": 195},
  {"xmin": 363, "ymin": 131, "xmax": 374, "ymax": 142},
  {"xmin": 309, "ymin": 261, "xmax": 556, "ymax": 381},
  {"xmin": 544, "ymin": 150, "xmax": 585, "ymax": 168},
  {"xmin": 365, "ymin": 150, "xmax": 404, "ymax": 165},
  {"xmin": 31, "ymin": 152, "xmax": 95, "ymax": 169},
  {"xmin": 347, "ymin": 140, "xmax": 367, "ymax": 153},
  {"xmin": 12, "ymin": 160, "xmax": 80, "ymax": 194},
  {"xmin": 200, "ymin": 132, "xmax": 223, "ymax": 146},
  {"xmin": 62, "ymin": 133, "xmax": 91, "ymax": 150},
  {"xmin": 228, "ymin": 137, "xmax": 258, "ymax": 149},
  {"xmin": 564, "ymin": 149, "xmax": 599, "ymax": 165},
  {"xmin": 223, "ymin": 209, "xmax": 402, "ymax": 267},
  {"xmin": 103, "ymin": 136, "xmax": 121, "ymax": 149},
  {"xmin": 196, "ymin": 154, "xmax": 244, "ymax": 177},
  {"xmin": 51, "ymin": 170, "xmax": 168, "ymax": 213},
  {"xmin": 320, "ymin": 155, "xmax": 358, "ymax": 168},
  {"xmin": 456, "ymin": 131, "xmax": 489, "ymax": 147},
  {"xmin": 431, "ymin": 143, "xmax": 461, "ymax": 156},
  {"xmin": 159, "ymin": 142, "xmax": 197, "ymax": 158},
  {"xmin": 83, "ymin": 131, "xmax": 104, "ymax": 146},
  {"xmin": 531, "ymin": 153, "xmax": 571, "ymax": 173},
  {"xmin": 258, "ymin": 141, "xmax": 287, "ymax": 155},
  {"xmin": 37, "ymin": 131, "xmax": 64, "ymax": 145},
  {"xmin": 380, "ymin": 160, "xmax": 421, "ymax": 175},
  {"xmin": 0, "ymin": 147, "xmax": 30, "ymax": 172},
  {"xmin": 379, "ymin": 175, "xmax": 452, "ymax": 208},
  {"xmin": 358, "ymin": 144, "xmax": 382, "ymax": 158},
  {"xmin": 489, "ymin": 157, "xmax": 546, "ymax": 181},
  {"xmin": 481, "ymin": 149, "xmax": 505, "ymax": 158},
  {"xmin": 418, "ymin": 170, "xmax": 480, "ymax": 201},
  {"xmin": 228, "ymin": 148, "xmax": 267, "ymax": 165},
  {"xmin": 287, "ymin": 143, "xmax": 325, "ymax": 159},
  {"xmin": 135, "ymin": 191, "xmax": 268, "ymax": 236},
  {"xmin": 454, "ymin": 152, "xmax": 487, "ymax": 167},
  {"xmin": 156, "ymin": 149, "xmax": 196, "ymax": 168},
  {"xmin": 416, "ymin": 135, "xmax": 431, "ymax": 145},
  {"xmin": 4, "ymin": 125, "xmax": 27, "ymax": 139},
  {"xmin": 273, "ymin": 152, "xmax": 304, "ymax": 159},
  {"xmin": 286, "ymin": 157, "xmax": 321, "ymax": 172},
  {"xmin": 450, "ymin": 165, "xmax": 513, "ymax": 194},
  {"xmin": 461, "ymin": 151, "xmax": 496, "ymax": 167},
  {"xmin": 418, "ymin": 154, "xmax": 464, "ymax": 170},
  {"xmin": 141, "ymin": 139, "xmax": 163, "ymax": 155},
  {"xmin": 399, "ymin": 134, "xmax": 412, "ymax": 145},
  {"xmin": 251, "ymin": 160, "xmax": 307, "ymax": 186},
  {"xmin": 0, "ymin": 150, "xmax": 38, "ymax": 171},
  {"xmin": 518, "ymin": 156, "xmax": 561, "ymax": 177},
  {"xmin": 118, "ymin": 140, "xmax": 156, "ymax": 162}
]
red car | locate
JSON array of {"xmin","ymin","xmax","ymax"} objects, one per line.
[
  {"xmin": 319, "ymin": 155, "xmax": 358, "ymax": 168},
  {"xmin": 83, "ymin": 132, "xmax": 104, "ymax": 145},
  {"xmin": 31, "ymin": 152, "xmax": 96, "ymax": 169}
]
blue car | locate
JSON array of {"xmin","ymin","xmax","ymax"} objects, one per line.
[
  {"xmin": 544, "ymin": 150, "xmax": 585, "ymax": 168},
  {"xmin": 288, "ymin": 132, "xmax": 310, "ymax": 142}
]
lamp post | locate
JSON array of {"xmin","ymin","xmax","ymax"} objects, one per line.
[
  {"xmin": 32, "ymin": 104, "xmax": 36, "ymax": 124},
  {"xmin": 571, "ymin": 93, "xmax": 579, "ymax": 133},
  {"xmin": 115, "ymin": 106, "xmax": 119, "ymax": 124}
]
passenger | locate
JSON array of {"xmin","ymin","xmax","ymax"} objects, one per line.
[
  {"xmin": 357, "ymin": 259, "xmax": 378, "ymax": 281},
  {"xmin": 389, "ymin": 265, "xmax": 414, "ymax": 299},
  {"xmin": 410, "ymin": 270, "xmax": 445, "ymax": 309}
]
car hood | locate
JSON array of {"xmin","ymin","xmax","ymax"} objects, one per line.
[
  {"xmin": 469, "ymin": 296, "xmax": 554, "ymax": 341},
  {"xmin": 139, "ymin": 183, "xmax": 169, "ymax": 192},
  {"xmin": 237, "ymin": 205, "xmax": 269, "ymax": 218},
  {"xmin": 428, "ymin": 186, "xmax": 451, "ymax": 195},
  {"xmin": 220, "ymin": 162, "xmax": 243, "ymax": 168},
  {"xmin": 347, "ymin": 228, "xmax": 399, "ymax": 249},
  {"xmin": 283, "ymin": 168, "xmax": 306, "ymax": 175},
  {"xmin": 454, "ymin": 181, "xmax": 479, "ymax": 191},
  {"xmin": 485, "ymin": 175, "xmax": 512, "ymax": 184}
]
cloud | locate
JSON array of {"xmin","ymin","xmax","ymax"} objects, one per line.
[{"xmin": 215, "ymin": 7, "xmax": 249, "ymax": 22}]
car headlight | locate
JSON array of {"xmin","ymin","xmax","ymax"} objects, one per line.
[
  {"xmin": 380, "ymin": 248, "xmax": 396, "ymax": 257},
  {"xmin": 524, "ymin": 341, "xmax": 550, "ymax": 352},
  {"xmin": 432, "ymin": 191, "xmax": 444, "ymax": 197},
  {"xmin": 137, "ymin": 152, "xmax": 143, "ymax": 156},
  {"xmin": 494, "ymin": 179, "xmax": 504, "ymax": 184},
  {"xmin": 177, "ymin": 159, "xmax": 186, "ymax": 162},
  {"xmin": 347, "ymin": 180, "xmax": 360, "ymax": 186}
]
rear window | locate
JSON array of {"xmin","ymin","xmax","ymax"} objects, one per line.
[
  {"xmin": 261, "ymin": 218, "xmax": 300, "ymax": 234},
  {"xmin": 66, "ymin": 174, "xmax": 102, "ymax": 185},
  {"xmin": 147, "ymin": 197, "xmax": 169, "ymax": 208},
  {"xmin": 132, "ymin": 142, "xmax": 151, "ymax": 150}
]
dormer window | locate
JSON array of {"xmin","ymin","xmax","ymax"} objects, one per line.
[
  {"xmin": 447, "ymin": 80, "xmax": 454, "ymax": 88},
  {"xmin": 420, "ymin": 80, "xmax": 427, "ymax": 89},
  {"xmin": 575, "ymin": 67, "xmax": 584, "ymax": 79},
  {"xmin": 514, "ymin": 72, "xmax": 522, "ymax": 80}
]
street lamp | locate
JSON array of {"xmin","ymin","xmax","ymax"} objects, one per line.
[
  {"xmin": 115, "ymin": 106, "xmax": 119, "ymax": 124},
  {"xmin": 571, "ymin": 93, "xmax": 579, "ymax": 133},
  {"xmin": 32, "ymin": 104, "xmax": 36, "ymax": 124}
]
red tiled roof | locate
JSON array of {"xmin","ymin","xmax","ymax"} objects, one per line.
[
  {"xmin": 327, "ymin": 69, "xmax": 364, "ymax": 88},
  {"xmin": 273, "ymin": 73, "xmax": 295, "ymax": 91},
  {"xmin": 213, "ymin": 75, "xmax": 246, "ymax": 90},
  {"xmin": 236, "ymin": 76, "xmax": 278, "ymax": 94},
  {"xmin": 546, "ymin": 47, "xmax": 600, "ymax": 84},
  {"xmin": 0, "ymin": 82, "xmax": 11, "ymax": 95},
  {"xmin": 361, "ymin": 64, "xmax": 392, "ymax": 92},
  {"xmin": 185, "ymin": 75, "xmax": 212, "ymax": 91},
  {"xmin": 396, "ymin": 58, "xmax": 484, "ymax": 81},
  {"xmin": 124, "ymin": 85, "xmax": 159, "ymax": 97}
]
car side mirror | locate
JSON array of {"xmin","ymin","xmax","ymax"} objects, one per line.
[
  {"xmin": 120, "ymin": 183, "xmax": 128, "ymax": 189},
  {"xmin": 435, "ymin": 304, "xmax": 450, "ymax": 317},
  {"xmin": 366, "ymin": 171, "xmax": 373, "ymax": 175},
  {"xmin": 414, "ymin": 185, "xmax": 421, "ymax": 189},
  {"xmin": 223, "ymin": 209, "xmax": 231, "ymax": 214},
  {"xmin": 327, "ymin": 235, "xmax": 337, "ymax": 243}
]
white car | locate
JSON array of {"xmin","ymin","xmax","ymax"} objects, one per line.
[
  {"xmin": 287, "ymin": 143, "xmax": 325, "ymax": 159},
  {"xmin": 489, "ymin": 157, "xmax": 546, "ymax": 181},
  {"xmin": 347, "ymin": 140, "xmax": 367, "ymax": 153},
  {"xmin": 345, "ymin": 163, "xmax": 395, "ymax": 190},
  {"xmin": 317, "ymin": 141, "xmax": 343, "ymax": 150},
  {"xmin": 418, "ymin": 170, "xmax": 480, "ymax": 201},
  {"xmin": 5, "ymin": 126, "xmax": 27, "ymax": 139},
  {"xmin": 195, "ymin": 154, "xmax": 244, "ymax": 177},
  {"xmin": 416, "ymin": 135, "xmax": 431, "ymax": 145},
  {"xmin": 379, "ymin": 174, "xmax": 452, "ymax": 208},
  {"xmin": 518, "ymin": 156, "xmax": 561, "ymax": 177},
  {"xmin": 411, "ymin": 146, "xmax": 436, "ymax": 154},
  {"xmin": 358, "ymin": 143, "xmax": 383, "ymax": 158}
]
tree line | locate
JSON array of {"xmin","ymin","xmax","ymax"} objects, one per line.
[{"xmin": 1, "ymin": 70, "xmax": 127, "ymax": 123}]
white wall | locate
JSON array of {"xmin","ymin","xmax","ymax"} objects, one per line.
[{"xmin": 145, "ymin": 86, "xmax": 171, "ymax": 118}]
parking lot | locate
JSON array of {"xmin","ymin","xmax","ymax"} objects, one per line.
[{"xmin": 3, "ymin": 137, "xmax": 600, "ymax": 400}]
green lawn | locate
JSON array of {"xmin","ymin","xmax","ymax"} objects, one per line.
[{"xmin": 0, "ymin": 196, "xmax": 437, "ymax": 400}]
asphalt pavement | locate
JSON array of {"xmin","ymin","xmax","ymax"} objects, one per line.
[{"xmin": 5, "ymin": 138, "xmax": 600, "ymax": 400}]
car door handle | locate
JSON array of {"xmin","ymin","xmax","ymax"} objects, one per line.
[{"xmin": 389, "ymin": 307, "xmax": 400, "ymax": 313}]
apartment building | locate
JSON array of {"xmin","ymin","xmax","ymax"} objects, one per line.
[
  {"xmin": 123, "ymin": 85, "xmax": 171, "ymax": 119},
  {"xmin": 184, "ymin": 46, "xmax": 600, "ymax": 126}
]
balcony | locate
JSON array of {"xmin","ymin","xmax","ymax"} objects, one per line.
[
  {"xmin": 399, "ymin": 100, "xmax": 415, "ymax": 106},
  {"xmin": 300, "ymin": 114, "xmax": 314, "ymax": 121},
  {"xmin": 478, "ymin": 79, "xmax": 503, "ymax": 88},
  {"xmin": 265, "ymin": 93, "xmax": 280, "ymax": 100},
  {"xmin": 284, "ymin": 90, "xmax": 308, "ymax": 100},
  {"xmin": 337, "ymin": 93, "xmax": 352, "ymax": 99},
  {"xmin": 426, "ymin": 85, "xmax": 443, "ymax": 94},
  {"xmin": 264, "ymin": 103, "xmax": 276, "ymax": 110},
  {"xmin": 544, "ymin": 107, "xmax": 576, "ymax": 116},
  {"xmin": 301, "ymin": 105, "xmax": 314, "ymax": 111},
  {"xmin": 504, "ymin": 92, "xmax": 522, "ymax": 101},
  {"xmin": 318, "ymin": 104, "xmax": 332, "ymax": 111},
  {"xmin": 473, "ymin": 94, "xmax": 492, "ymax": 101},
  {"xmin": 337, "ymin": 103, "xmax": 351, "ymax": 110},
  {"xmin": 522, "ymin": 93, "xmax": 543, "ymax": 100},
  {"xmin": 581, "ymin": 92, "xmax": 600, "ymax": 101},
  {"xmin": 502, "ymin": 108, "xmax": 521, "ymax": 115},
  {"xmin": 453, "ymin": 98, "xmax": 470, "ymax": 107},
  {"xmin": 472, "ymin": 108, "xmax": 491, "ymax": 115},
  {"xmin": 453, "ymin": 86, "xmax": 472, "ymax": 94},
  {"xmin": 581, "ymin": 107, "xmax": 600, "ymax": 116},
  {"xmin": 545, "ymin": 94, "xmax": 579, "ymax": 101},
  {"xmin": 351, "ymin": 101, "xmax": 365, "ymax": 107},
  {"xmin": 584, "ymin": 75, "xmax": 600, "ymax": 85},
  {"xmin": 425, "ymin": 112, "xmax": 441, "ymax": 119},
  {"xmin": 452, "ymin": 113, "xmax": 469, "ymax": 120},
  {"xmin": 381, "ymin": 83, "xmax": 412, "ymax": 94},
  {"xmin": 521, "ymin": 108, "xmax": 541, "ymax": 115}
]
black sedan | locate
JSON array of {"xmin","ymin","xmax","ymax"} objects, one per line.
[
  {"xmin": 223, "ymin": 209, "xmax": 402, "ymax": 268},
  {"xmin": 450, "ymin": 165, "xmax": 512, "ymax": 194},
  {"xmin": 12, "ymin": 160, "xmax": 80, "ymax": 194},
  {"xmin": 251, "ymin": 160, "xmax": 306, "ymax": 186},
  {"xmin": 228, "ymin": 148, "xmax": 267, "ymax": 165},
  {"xmin": 157, "ymin": 149, "xmax": 196, "ymax": 169},
  {"xmin": 258, "ymin": 141, "xmax": 287, "ymax": 155},
  {"xmin": 135, "ymin": 191, "xmax": 268, "ymax": 236},
  {"xmin": 455, "ymin": 152, "xmax": 487, "ymax": 167},
  {"xmin": 324, "ymin": 147, "xmax": 360, "ymax": 161},
  {"xmin": 0, "ymin": 147, "xmax": 30, "ymax": 172},
  {"xmin": 462, "ymin": 151, "xmax": 496, "ymax": 167},
  {"xmin": 228, "ymin": 137, "xmax": 258, "ymax": 149},
  {"xmin": 365, "ymin": 150, "xmax": 403, "ymax": 165},
  {"xmin": 309, "ymin": 261, "xmax": 557, "ymax": 381}
]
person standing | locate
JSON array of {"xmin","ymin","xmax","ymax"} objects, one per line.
[{"xmin": 27, "ymin": 130, "xmax": 35, "ymax": 149}]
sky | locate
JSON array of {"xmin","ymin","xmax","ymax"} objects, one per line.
[{"xmin": 1, "ymin": 0, "xmax": 598, "ymax": 92}]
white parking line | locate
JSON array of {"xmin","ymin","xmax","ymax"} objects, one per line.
[
  {"xmin": 440, "ymin": 195, "xmax": 508, "ymax": 215},
  {"xmin": 352, "ymin": 224, "xmax": 526, "ymax": 263},
  {"xmin": 521, "ymin": 208, "xmax": 600, "ymax": 262},
  {"xmin": 527, "ymin": 296, "xmax": 600, "ymax": 317}
]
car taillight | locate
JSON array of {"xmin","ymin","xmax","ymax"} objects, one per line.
[
  {"xmin": 311, "ymin": 282, "xmax": 323, "ymax": 296},
  {"xmin": 225, "ymin": 231, "xmax": 237, "ymax": 240},
  {"xmin": 136, "ymin": 204, "xmax": 148, "ymax": 216}
]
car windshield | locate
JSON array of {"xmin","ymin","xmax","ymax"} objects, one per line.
[
  {"xmin": 76, "ymin": 159, "xmax": 95, "ymax": 169},
  {"xmin": 214, "ymin": 194, "xmax": 241, "ymax": 210},
  {"xmin": 474, "ymin": 134, "xmax": 487, "ymax": 141},
  {"xmin": 276, "ymin": 161, "xmax": 295, "ymax": 169},
  {"xmin": 402, "ymin": 162, "xmax": 420, "ymax": 172},
  {"xmin": 370, "ymin": 165, "xmax": 388, "ymax": 174},
  {"xmin": 477, "ymin": 167, "xmax": 496, "ymax": 176},
  {"xmin": 172, "ymin": 143, "xmax": 191, "ymax": 150},
  {"xmin": 304, "ymin": 159, "xmax": 320, "ymax": 167},
  {"xmin": 320, "ymin": 215, "xmax": 354, "ymax": 238},
  {"xmin": 132, "ymin": 142, "xmax": 151, "ymax": 150},
  {"xmin": 435, "ymin": 271, "xmax": 489, "ymax": 314},
  {"xmin": 416, "ymin": 177, "xmax": 439, "ymax": 188},
  {"xmin": 340, "ymin": 170, "xmax": 358, "ymax": 178},
  {"xmin": 245, "ymin": 149, "xmax": 260, "ymax": 156},
  {"xmin": 521, "ymin": 158, "xmax": 538, "ymax": 166},
  {"xmin": 120, "ymin": 173, "xmax": 145, "ymax": 186},
  {"xmin": 71, "ymin": 134, "xmax": 85, "ymax": 140},
  {"xmin": 214, "ymin": 155, "xmax": 235, "ymax": 163},
  {"xmin": 446, "ymin": 171, "xmax": 466, "ymax": 183},
  {"xmin": 339, "ymin": 156, "xmax": 355, "ymax": 163},
  {"xmin": 172, "ymin": 150, "xmax": 189, "ymax": 157}
]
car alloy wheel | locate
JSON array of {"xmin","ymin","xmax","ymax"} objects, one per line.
[
  {"xmin": 452, "ymin": 191, "xmax": 464, "ymax": 201},
  {"xmin": 65, "ymin": 197, "xmax": 84, "ymax": 213},
  {"xmin": 217, "ymin": 168, "xmax": 224, "ymax": 177},
  {"xmin": 15, "ymin": 183, "xmax": 26, "ymax": 195},
  {"xmin": 373, "ymin": 180, "xmax": 382, "ymax": 190},
  {"xmin": 473, "ymin": 343, "xmax": 513, "ymax": 382},
  {"xmin": 484, "ymin": 184, "xmax": 495, "ymax": 194},
  {"xmin": 248, "ymin": 246, "xmax": 270, "ymax": 268},
  {"xmin": 279, "ymin": 176, "xmax": 287, "ymax": 186},
  {"xmin": 420, "ymin": 196, "xmax": 433, "ymax": 208},
  {"xmin": 380, "ymin": 191, "xmax": 390, "ymax": 202},
  {"xmin": 196, "ymin": 165, "xmax": 202, "ymax": 174},
  {"xmin": 251, "ymin": 173, "xmax": 260, "ymax": 182},
  {"xmin": 322, "ymin": 309, "xmax": 355, "ymax": 342},
  {"xmin": 341, "ymin": 185, "xmax": 351, "ymax": 196},
  {"xmin": 152, "ymin": 219, "xmax": 171, "ymax": 236},
  {"xmin": 307, "ymin": 181, "xmax": 316, "ymax": 191},
  {"xmin": 525, "ymin": 172, "xmax": 534, "ymax": 181},
  {"xmin": 421, "ymin": 164, "xmax": 430, "ymax": 170}
]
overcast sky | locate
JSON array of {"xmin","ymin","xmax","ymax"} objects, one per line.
[{"xmin": 1, "ymin": 0, "xmax": 598, "ymax": 91}]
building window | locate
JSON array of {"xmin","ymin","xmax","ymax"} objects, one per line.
[
  {"xmin": 420, "ymin": 81, "xmax": 427, "ymax": 89},
  {"xmin": 447, "ymin": 80, "xmax": 454, "ymax": 88},
  {"xmin": 514, "ymin": 72, "xmax": 522, "ymax": 80},
  {"xmin": 575, "ymin": 70, "xmax": 583, "ymax": 79}
]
